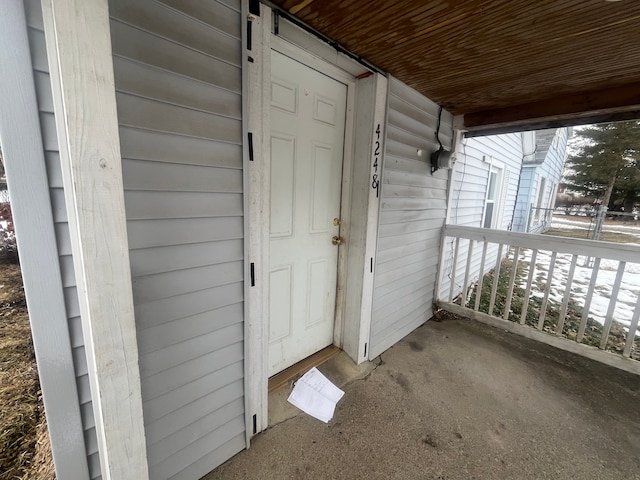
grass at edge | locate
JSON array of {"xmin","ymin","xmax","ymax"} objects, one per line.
[{"xmin": 0, "ymin": 264, "xmax": 54, "ymax": 480}]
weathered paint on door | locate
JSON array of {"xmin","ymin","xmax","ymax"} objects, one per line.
[{"xmin": 268, "ymin": 50, "xmax": 347, "ymax": 376}]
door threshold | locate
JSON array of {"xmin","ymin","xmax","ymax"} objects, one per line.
[{"xmin": 268, "ymin": 345, "xmax": 340, "ymax": 394}]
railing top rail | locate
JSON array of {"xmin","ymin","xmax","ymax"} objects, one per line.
[{"xmin": 443, "ymin": 224, "xmax": 640, "ymax": 264}]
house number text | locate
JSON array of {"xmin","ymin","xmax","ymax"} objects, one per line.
[{"xmin": 372, "ymin": 123, "xmax": 381, "ymax": 197}]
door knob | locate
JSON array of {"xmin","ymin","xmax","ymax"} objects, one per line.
[{"xmin": 332, "ymin": 236, "xmax": 343, "ymax": 245}]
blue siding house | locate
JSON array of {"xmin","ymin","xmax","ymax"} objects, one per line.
[
  {"xmin": 512, "ymin": 128, "xmax": 570, "ymax": 233},
  {"xmin": 439, "ymin": 129, "xmax": 569, "ymax": 301}
]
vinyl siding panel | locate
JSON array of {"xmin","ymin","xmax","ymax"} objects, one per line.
[
  {"xmin": 23, "ymin": 1, "xmax": 99, "ymax": 477},
  {"xmin": 108, "ymin": 0, "xmax": 246, "ymax": 477},
  {"xmin": 440, "ymin": 132, "xmax": 525, "ymax": 302},
  {"xmin": 514, "ymin": 128, "xmax": 568, "ymax": 233},
  {"xmin": 513, "ymin": 166, "xmax": 536, "ymax": 232},
  {"xmin": 369, "ymin": 77, "xmax": 453, "ymax": 358}
]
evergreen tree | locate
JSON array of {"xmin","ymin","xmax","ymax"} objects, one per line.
[{"xmin": 564, "ymin": 121, "xmax": 640, "ymax": 210}]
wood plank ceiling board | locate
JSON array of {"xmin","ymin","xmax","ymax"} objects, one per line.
[{"xmin": 271, "ymin": 0, "xmax": 640, "ymax": 130}]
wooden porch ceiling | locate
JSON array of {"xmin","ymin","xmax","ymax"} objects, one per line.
[{"xmin": 270, "ymin": 0, "xmax": 640, "ymax": 134}]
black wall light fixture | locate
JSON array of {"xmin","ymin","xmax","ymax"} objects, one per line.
[{"xmin": 431, "ymin": 106, "xmax": 452, "ymax": 174}]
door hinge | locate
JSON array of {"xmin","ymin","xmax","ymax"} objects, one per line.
[
  {"xmin": 247, "ymin": 19, "xmax": 252, "ymax": 51},
  {"xmin": 250, "ymin": 262, "xmax": 255, "ymax": 286},
  {"xmin": 364, "ymin": 342, "xmax": 368, "ymax": 357},
  {"xmin": 252, "ymin": 414, "xmax": 257, "ymax": 434},
  {"xmin": 248, "ymin": 132, "xmax": 254, "ymax": 161},
  {"xmin": 370, "ymin": 257, "xmax": 374, "ymax": 273}
]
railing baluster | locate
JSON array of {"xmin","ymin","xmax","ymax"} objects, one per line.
[
  {"xmin": 438, "ymin": 225, "xmax": 640, "ymax": 368},
  {"xmin": 577, "ymin": 257, "xmax": 600, "ymax": 343},
  {"xmin": 503, "ymin": 246, "xmax": 520, "ymax": 321},
  {"xmin": 623, "ymin": 289, "xmax": 640, "ymax": 358},
  {"xmin": 520, "ymin": 249, "xmax": 538, "ymax": 325},
  {"xmin": 537, "ymin": 251, "xmax": 557, "ymax": 330},
  {"xmin": 600, "ymin": 261, "xmax": 626, "ymax": 350},
  {"xmin": 461, "ymin": 240, "xmax": 474, "ymax": 307},
  {"xmin": 556, "ymin": 254, "xmax": 578, "ymax": 335},
  {"xmin": 474, "ymin": 241, "xmax": 489, "ymax": 312},
  {"xmin": 448, "ymin": 237, "xmax": 460, "ymax": 303},
  {"xmin": 488, "ymin": 244, "xmax": 504, "ymax": 317}
]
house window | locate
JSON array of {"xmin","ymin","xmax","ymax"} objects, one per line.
[
  {"xmin": 534, "ymin": 176, "xmax": 547, "ymax": 221},
  {"xmin": 483, "ymin": 166, "xmax": 502, "ymax": 228}
]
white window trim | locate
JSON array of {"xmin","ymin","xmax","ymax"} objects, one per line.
[
  {"xmin": 534, "ymin": 175, "xmax": 547, "ymax": 222},
  {"xmin": 481, "ymin": 158, "xmax": 506, "ymax": 229}
]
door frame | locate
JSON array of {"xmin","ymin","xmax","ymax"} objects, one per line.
[{"xmin": 246, "ymin": 5, "xmax": 385, "ymax": 437}]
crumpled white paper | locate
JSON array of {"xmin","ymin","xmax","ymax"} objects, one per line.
[{"xmin": 287, "ymin": 367, "xmax": 345, "ymax": 423}]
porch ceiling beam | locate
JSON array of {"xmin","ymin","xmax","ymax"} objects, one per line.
[
  {"xmin": 463, "ymin": 83, "xmax": 640, "ymax": 136},
  {"xmin": 41, "ymin": 0, "xmax": 148, "ymax": 479}
]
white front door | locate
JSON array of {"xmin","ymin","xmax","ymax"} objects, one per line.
[{"xmin": 268, "ymin": 50, "xmax": 347, "ymax": 376}]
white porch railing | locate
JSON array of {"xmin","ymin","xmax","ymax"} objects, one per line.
[{"xmin": 437, "ymin": 225, "xmax": 640, "ymax": 375}]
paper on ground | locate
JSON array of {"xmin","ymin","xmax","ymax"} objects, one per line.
[{"xmin": 287, "ymin": 367, "xmax": 345, "ymax": 423}]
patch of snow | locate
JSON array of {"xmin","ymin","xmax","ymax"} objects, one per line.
[{"xmin": 518, "ymin": 248, "xmax": 639, "ymax": 336}]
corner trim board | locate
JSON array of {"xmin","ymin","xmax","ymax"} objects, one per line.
[
  {"xmin": 246, "ymin": 3, "xmax": 272, "ymax": 436},
  {"xmin": 242, "ymin": 0, "xmax": 253, "ymax": 449},
  {"xmin": 41, "ymin": 0, "xmax": 149, "ymax": 478},
  {"xmin": 0, "ymin": 2, "xmax": 89, "ymax": 477}
]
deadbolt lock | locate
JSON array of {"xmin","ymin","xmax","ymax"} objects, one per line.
[
  {"xmin": 332, "ymin": 236, "xmax": 343, "ymax": 246},
  {"xmin": 333, "ymin": 217, "xmax": 341, "ymax": 226}
]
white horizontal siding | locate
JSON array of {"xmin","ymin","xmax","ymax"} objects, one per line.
[
  {"xmin": 369, "ymin": 77, "xmax": 453, "ymax": 358},
  {"xmin": 441, "ymin": 131, "xmax": 525, "ymax": 301},
  {"xmin": 23, "ymin": 0, "xmax": 99, "ymax": 477},
  {"xmin": 109, "ymin": 0, "xmax": 245, "ymax": 477}
]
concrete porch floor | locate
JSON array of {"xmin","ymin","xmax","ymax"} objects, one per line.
[{"xmin": 205, "ymin": 316, "xmax": 640, "ymax": 480}]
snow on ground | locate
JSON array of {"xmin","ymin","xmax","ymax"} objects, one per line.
[
  {"xmin": 518, "ymin": 249, "xmax": 640, "ymax": 335},
  {"xmin": 537, "ymin": 214, "xmax": 640, "ymax": 337}
]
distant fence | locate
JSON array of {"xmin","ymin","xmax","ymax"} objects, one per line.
[
  {"xmin": 527, "ymin": 206, "xmax": 554, "ymax": 234},
  {"xmin": 552, "ymin": 206, "xmax": 640, "ymax": 243}
]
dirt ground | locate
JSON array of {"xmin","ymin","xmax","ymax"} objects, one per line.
[
  {"xmin": 0, "ymin": 264, "xmax": 54, "ymax": 480},
  {"xmin": 206, "ymin": 316, "xmax": 640, "ymax": 480}
]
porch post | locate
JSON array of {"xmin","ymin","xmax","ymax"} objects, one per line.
[{"xmin": 41, "ymin": 0, "xmax": 148, "ymax": 478}]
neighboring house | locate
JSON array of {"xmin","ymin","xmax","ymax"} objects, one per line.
[
  {"xmin": 512, "ymin": 128, "xmax": 570, "ymax": 233},
  {"xmin": 448, "ymin": 132, "xmax": 531, "ymax": 231},
  {"xmin": 0, "ymin": 1, "xmax": 637, "ymax": 479},
  {"xmin": 440, "ymin": 129, "xmax": 569, "ymax": 301},
  {"xmin": 439, "ymin": 131, "xmax": 532, "ymax": 301}
]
